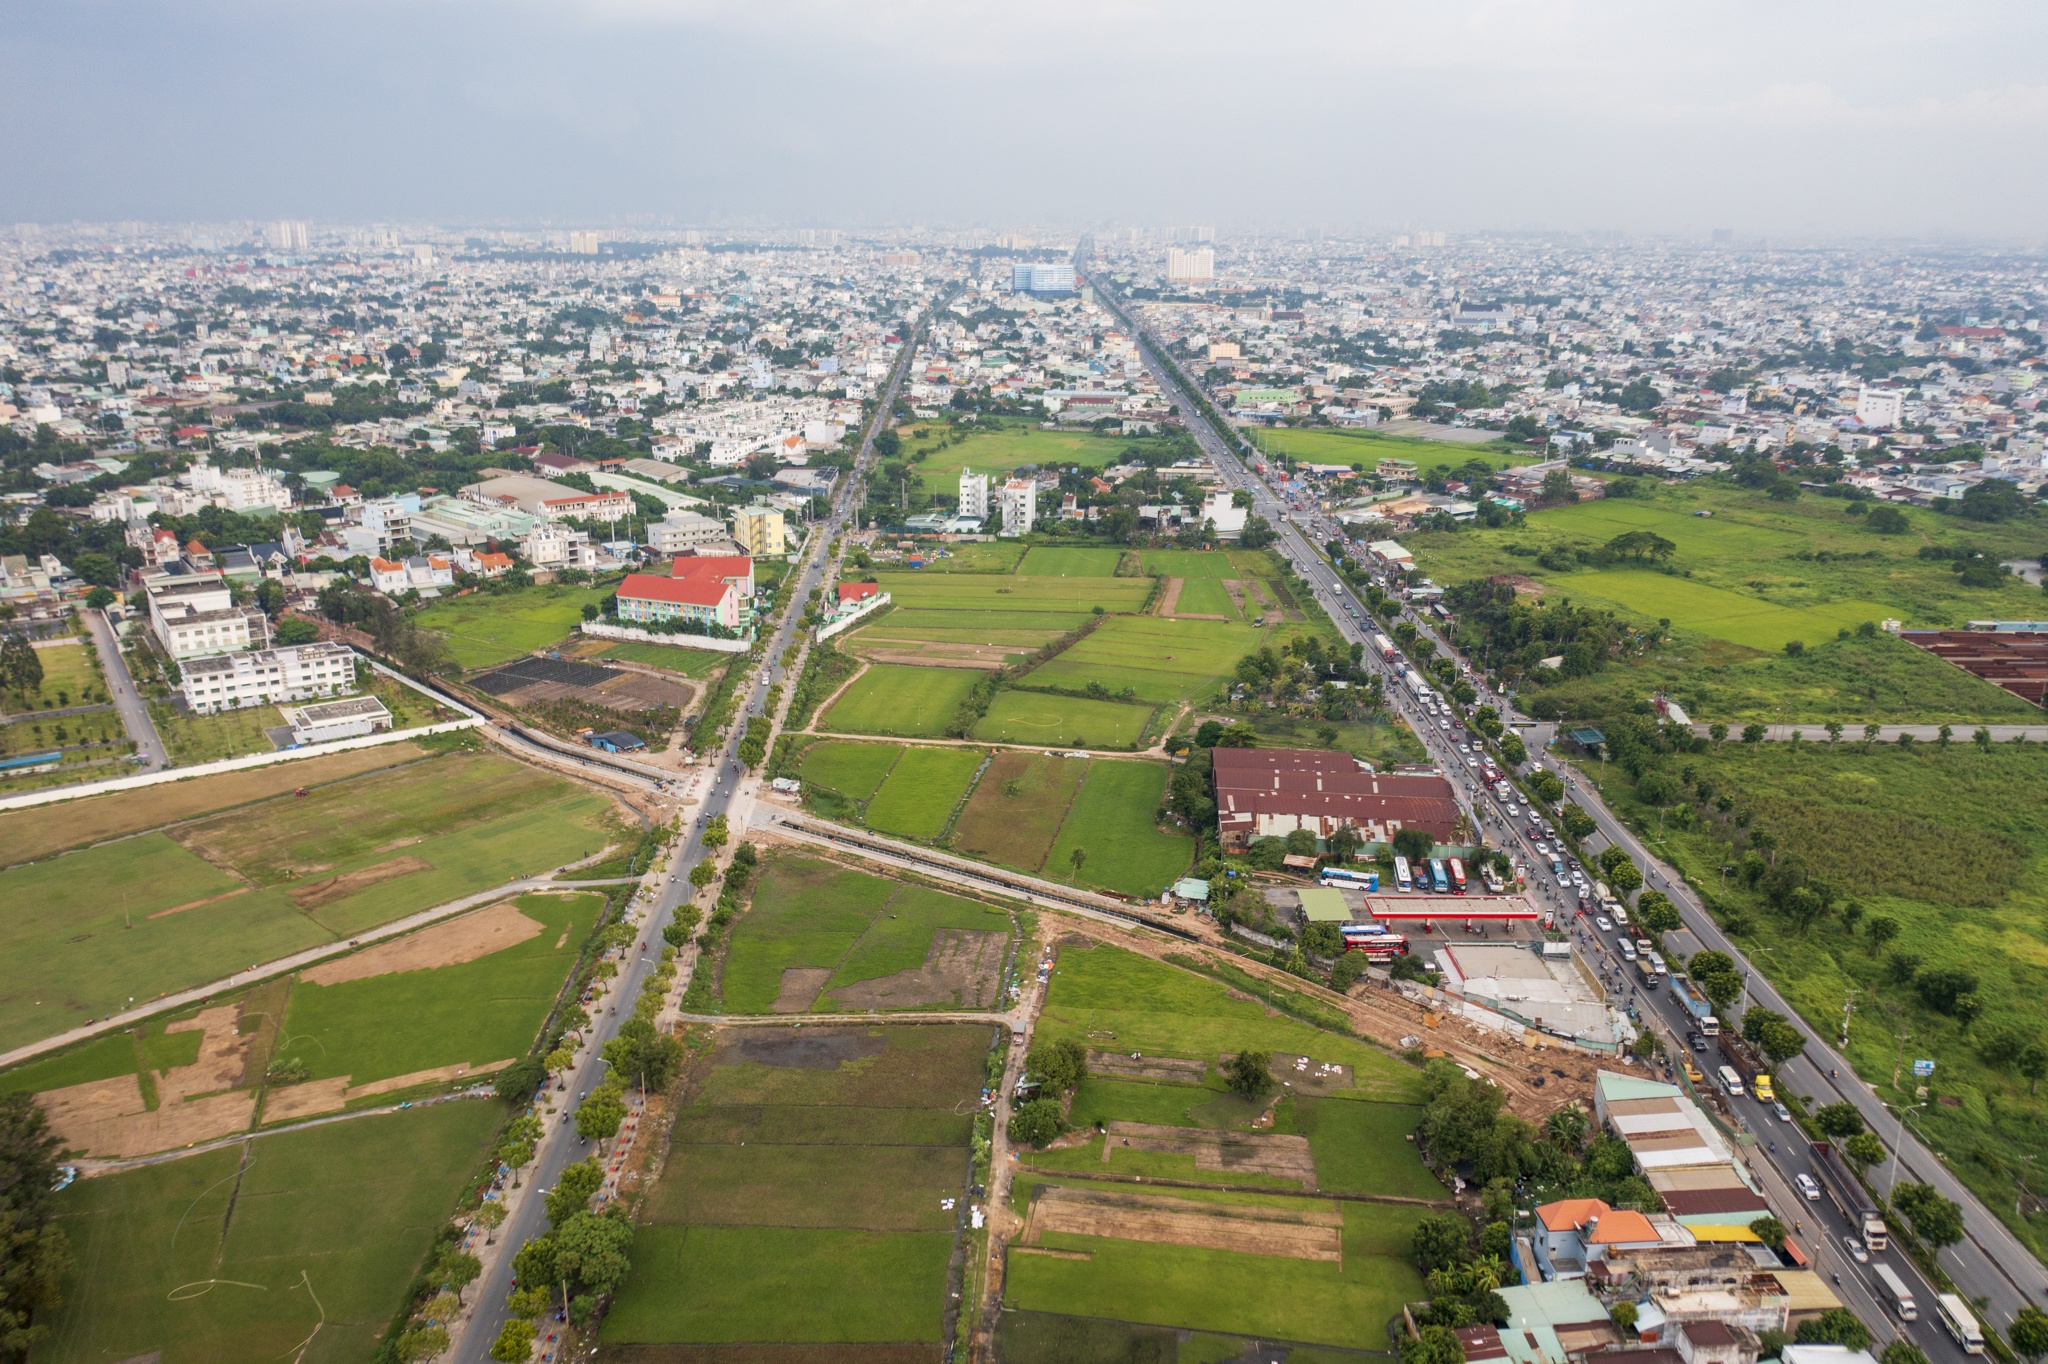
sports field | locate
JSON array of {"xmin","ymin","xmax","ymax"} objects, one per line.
[
  {"xmin": 820, "ymin": 664, "xmax": 981, "ymax": 737},
  {"xmin": 950, "ymin": 751, "xmax": 1087, "ymax": 871},
  {"xmin": 897, "ymin": 419, "xmax": 1164, "ymax": 481},
  {"xmin": 1017, "ymin": 546, "xmax": 1127, "ymax": 577},
  {"xmin": 721, "ymin": 856, "xmax": 1010, "ymax": 1014},
  {"xmin": 972, "ymin": 690, "xmax": 1156, "ymax": 748},
  {"xmin": 1025, "ymin": 615, "xmax": 1266, "ymax": 705},
  {"xmin": 413, "ymin": 582, "xmax": 615, "ymax": 671},
  {"xmin": 38, "ymin": 1101, "xmax": 500, "ymax": 1364},
  {"xmin": 863, "ymin": 745, "xmax": 985, "ymax": 841},
  {"xmin": 272, "ymin": 891, "xmax": 601, "ymax": 1086},
  {"xmin": 600, "ymin": 1023, "xmax": 991, "ymax": 1349},
  {"xmin": 1250, "ymin": 425, "xmax": 1533, "ymax": 472},
  {"xmin": 0, "ymin": 751, "xmax": 614, "ymax": 1051},
  {"xmin": 1044, "ymin": 760, "xmax": 1193, "ymax": 897}
]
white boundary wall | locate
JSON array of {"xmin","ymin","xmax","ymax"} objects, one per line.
[
  {"xmin": 578, "ymin": 621, "xmax": 751, "ymax": 653},
  {"xmin": 815, "ymin": 591, "xmax": 892, "ymax": 641},
  {"xmin": 0, "ymin": 655, "xmax": 483, "ymax": 814}
]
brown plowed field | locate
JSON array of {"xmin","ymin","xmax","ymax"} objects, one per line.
[
  {"xmin": 1025, "ymin": 1184, "xmax": 1342, "ymax": 1261},
  {"xmin": 1101, "ymin": 1121, "xmax": 1318, "ymax": 1185}
]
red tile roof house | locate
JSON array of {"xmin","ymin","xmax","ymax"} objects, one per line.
[{"xmin": 1210, "ymin": 747, "xmax": 1462, "ymax": 854}]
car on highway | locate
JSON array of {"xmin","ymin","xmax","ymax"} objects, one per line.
[
  {"xmin": 1690, "ymin": 1035, "xmax": 1708, "ymax": 1053},
  {"xmin": 1842, "ymin": 1235, "xmax": 1868, "ymax": 1263},
  {"xmin": 1594, "ymin": 915, "xmax": 1613, "ymax": 932},
  {"xmin": 1774, "ymin": 1101, "xmax": 1793, "ymax": 1124},
  {"xmin": 1795, "ymin": 1173, "xmax": 1821, "ymax": 1201}
]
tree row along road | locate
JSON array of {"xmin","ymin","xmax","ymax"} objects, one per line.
[
  {"xmin": 451, "ymin": 297, "xmax": 943, "ymax": 1363},
  {"xmin": 1094, "ymin": 280, "xmax": 2039, "ymax": 1356}
]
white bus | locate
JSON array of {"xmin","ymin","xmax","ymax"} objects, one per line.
[
  {"xmin": 1392, "ymin": 856, "xmax": 1413, "ymax": 892},
  {"xmin": 1872, "ymin": 1262, "xmax": 1918, "ymax": 1322},
  {"xmin": 1935, "ymin": 1293, "xmax": 1983, "ymax": 1353}
]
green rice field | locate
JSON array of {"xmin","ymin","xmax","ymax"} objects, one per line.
[
  {"xmin": 973, "ymin": 691, "xmax": 1156, "ymax": 748},
  {"xmin": 1025, "ymin": 615, "xmax": 1267, "ymax": 705},
  {"xmin": 1044, "ymin": 760, "xmax": 1193, "ymax": 897},
  {"xmin": 950, "ymin": 751, "xmax": 1086, "ymax": 871},
  {"xmin": 414, "ymin": 583, "xmax": 616, "ymax": 670},
  {"xmin": 796, "ymin": 739, "xmax": 904, "ymax": 801},
  {"xmin": 863, "ymin": 745, "xmax": 986, "ymax": 841}
]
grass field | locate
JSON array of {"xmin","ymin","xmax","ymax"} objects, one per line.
[
  {"xmin": 897, "ymin": 419, "xmax": 1166, "ymax": 482},
  {"xmin": 414, "ymin": 582, "xmax": 616, "ymax": 671},
  {"xmin": 1037, "ymin": 944, "xmax": 1426, "ymax": 1103},
  {"xmin": 0, "ymin": 751, "xmax": 613, "ymax": 1050},
  {"xmin": 1585, "ymin": 740, "xmax": 2048, "ymax": 1258},
  {"xmin": 0, "ymin": 742, "xmax": 430, "ymax": 867},
  {"xmin": 1251, "ymin": 425, "xmax": 1533, "ymax": 472},
  {"xmin": 38, "ymin": 1101, "xmax": 500, "ymax": 1364},
  {"xmin": 1023, "ymin": 616, "xmax": 1270, "ymax": 705},
  {"xmin": 1140, "ymin": 549, "xmax": 1238, "ymax": 579},
  {"xmin": 1409, "ymin": 480, "xmax": 2048, "ymax": 722},
  {"xmin": 850, "ymin": 575, "xmax": 1154, "ymax": 664},
  {"xmin": 721, "ymin": 857, "xmax": 1009, "ymax": 1015},
  {"xmin": 797, "ymin": 739, "xmax": 904, "ymax": 801},
  {"xmin": 601, "ymin": 1022, "xmax": 988, "ymax": 1348},
  {"xmin": 973, "ymin": 691, "xmax": 1156, "ymax": 748},
  {"xmin": 3, "ymin": 637, "xmax": 106, "ymax": 715},
  {"xmin": 1006, "ymin": 1189, "xmax": 1424, "ymax": 1349},
  {"xmin": 1242, "ymin": 713, "xmax": 1428, "ymax": 769},
  {"xmin": 273, "ymin": 892, "xmax": 601, "ymax": 1085},
  {"xmin": 951, "ymin": 751, "xmax": 1087, "ymax": 871},
  {"xmin": 1172, "ymin": 576, "xmax": 1241, "ymax": 619},
  {"xmin": 1018, "ymin": 546, "xmax": 1128, "ymax": 577},
  {"xmin": 149, "ymin": 700, "xmax": 286, "ymax": 765},
  {"xmin": 863, "ymin": 746, "xmax": 985, "ymax": 842},
  {"xmin": 1044, "ymin": 761, "xmax": 1194, "ymax": 898},
  {"xmin": 820, "ymin": 664, "xmax": 981, "ymax": 738}
]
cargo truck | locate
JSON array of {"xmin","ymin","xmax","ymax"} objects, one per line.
[
  {"xmin": 1811, "ymin": 1140, "xmax": 1889, "ymax": 1250},
  {"xmin": 1718, "ymin": 1029, "xmax": 1773, "ymax": 1101},
  {"xmin": 1668, "ymin": 973, "xmax": 1720, "ymax": 1036}
]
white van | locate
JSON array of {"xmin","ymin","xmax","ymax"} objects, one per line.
[{"xmin": 1619, "ymin": 940, "xmax": 1639, "ymax": 962}]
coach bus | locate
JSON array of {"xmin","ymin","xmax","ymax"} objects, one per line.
[
  {"xmin": 1340, "ymin": 924, "xmax": 1408, "ymax": 956},
  {"xmin": 1391, "ymin": 856, "xmax": 1413, "ymax": 892},
  {"xmin": 1447, "ymin": 858, "xmax": 1468, "ymax": 894},
  {"xmin": 1427, "ymin": 859, "xmax": 1450, "ymax": 894},
  {"xmin": 1935, "ymin": 1294, "xmax": 1982, "ymax": 1352},
  {"xmin": 1318, "ymin": 867, "xmax": 1379, "ymax": 891}
]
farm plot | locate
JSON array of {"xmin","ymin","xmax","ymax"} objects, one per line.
[
  {"xmin": 265, "ymin": 891, "xmax": 600, "ymax": 1106},
  {"xmin": 1017, "ymin": 546, "xmax": 1127, "ymax": 577},
  {"xmin": 413, "ymin": 581, "xmax": 615, "ymax": 670},
  {"xmin": 949, "ymin": 751, "xmax": 1085, "ymax": 871},
  {"xmin": 38, "ymin": 1101, "xmax": 500, "ymax": 1364},
  {"xmin": 1023, "ymin": 615, "xmax": 1267, "ymax": 705},
  {"xmin": 820, "ymin": 664, "xmax": 981, "ymax": 738},
  {"xmin": 1252, "ymin": 425, "xmax": 1533, "ymax": 471},
  {"xmin": 863, "ymin": 746, "xmax": 985, "ymax": 842},
  {"xmin": 971, "ymin": 691, "xmax": 1155, "ymax": 749},
  {"xmin": 1044, "ymin": 760, "xmax": 1193, "ymax": 898},
  {"xmin": 1556, "ymin": 569, "xmax": 1893, "ymax": 654},
  {"xmin": 1006, "ymin": 1185, "xmax": 1425, "ymax": 1349},
  {"xmin": 797, "ymin": 739, "xmax": 905, "ymax": 801},
  {"xmin": 721, "ymin": 856, "xmax": 1009, "ymax": 1014},
  {"xmin": 561, "ymin": 634, "xmax": 733, "ymax": 677},
  {"xmin": 599, "ymin": 1023, "xmax": 991, "ymax": 1350},
  {"xmin": 850, "ymin": 575, "xmax": 1153, "ymax": 667},
  {"xmin": 893, "ymin": 419, "xmax": 1163, "ymax": 482},
  {"xmin": 471, "ymin": 654, "xmax": 694, "ymax": 713}
]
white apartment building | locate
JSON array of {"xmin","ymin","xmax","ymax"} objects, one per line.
[
  {"xmin": 958, "ymin": 469, "xmax": 989, "ymax": 520},
  {"xmin": 520, "ymin": 522, "xmax": 599, "ymax": 569},
  {"xmin": 1201, "ymin": 490, "xmax": 1248, "ymax": 539},
  {"xmin": 179, "ymin": 641, "xmax": 357, "ymax": 714},
  {"xmin": 146, "ymin": 572, "xmax": 270, "ymax": 659},
  {"xmin": 649, "ymin": 511, "xmax": 729, "ymax": 554},
  {"xmin": 996, "ymin": 477, "xmax": 1037, "ymax": 536},
  {"xmin": 1856, "ymin": 386, "xmax": 1903, "ymax": 428},
  {"xmin": 1167, "ymin": 247, "xmax": 1215, "ymax": 283}
]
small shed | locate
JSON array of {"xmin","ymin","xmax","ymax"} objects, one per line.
[
  {"xmin": 1170, "ymin": 877, "xmax": 1210, "ymax": 903},
  {"xmin": 589, "ymin": 730, "xmax": 646, "ymax": 753}
]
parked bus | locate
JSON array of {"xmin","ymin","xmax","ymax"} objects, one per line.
[
  {"xmin": 1427, "ymin": 859, "xmax": 1449, "ymax": 893},
  {"xmin": 1341, "ymin": 924, "xmax": 1408, "ymax": 956},
  {"xmin": 1935, "ymin": 1294, "xmax": 1982, "ymax": 1352},
  {"xmin": 1872, "ymin": 1263, "xmax": 1918, "ymax": 1322},
  {"xmin": 1319, "ymin": 868, "xmax": 1379, "ymax": 891},
  {"xmin": 1392, "ymin": 856, "xmax": 1413, "ymax": 892},
  {"xmin": 1447, "ymin": 858, "xmax": 1468, "ymax": 894}
]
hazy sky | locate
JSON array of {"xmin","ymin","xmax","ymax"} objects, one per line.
[{"xmin": 5, "ymin": 1, "xmax": 2046, "ymax": 237}]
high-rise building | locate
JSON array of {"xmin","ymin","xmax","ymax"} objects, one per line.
[
  {"xmin": 1856, "ymin": 386, "xmax": 1903, "ymax": 428},
  {"xmin": 266, "ymin": 220, "xmax": 308, "ymax": 251},
  {"xmin": 958, "ymin": 468, "xmax": 989, "ymax": 520},
  {"xmin": 568, "ymin": 230, "xmax": 600, "ymax": 255},
  {"xmin": 995, "ymin": 478, "xmax": 1036, "ymax": 537},
  {"xmin": 1166, "ymin": 247, "xmax": 1214, "ymax": 283},
  {"xmin": 1010, "ymin": 262, "xmax": 1075, "ymax": 296}
]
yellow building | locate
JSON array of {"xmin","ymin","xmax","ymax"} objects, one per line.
[{"xmin": 730, "ymin": 503, "xmax": 786, "ymax": 557}]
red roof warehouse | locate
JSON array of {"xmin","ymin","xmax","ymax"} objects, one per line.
[{"xmin": 1210, "ymin": 747, "xmax": 1462, "ymax": 852}]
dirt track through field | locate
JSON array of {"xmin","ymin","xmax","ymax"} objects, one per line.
[
  {"xmin": 261, "ymin": 1057, "xmax": 516, "ymax": 1121},
  {"xmin": 289, "ymin": 855, "xmax": 432, "ymax": 908},
  {"xmin": 1026, "ymin": 1184, "xmax": 1342, "ymax": 1262},
  {"xmin": 300, "ymin": 900, "xmax": 542, "ymax": 985},
  {"xmin": 1155, "ymin": 577, "xmax": 1183, "ymax": 616},
  {"xmin": 1101, "ymin": 1121, "xmax": 1318, "ymax": 1185}
]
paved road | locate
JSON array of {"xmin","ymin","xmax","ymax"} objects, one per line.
[
  {"xmin": 452, "ymin": 300, "xmax": 940, "ymax": 1363},
  {"xmin": 85, "ymin": 606, "xmax": 165, "ymax": 772},
  {"xmin": 1103, "ymin": 284, "xmax": 2008, "ymax": 1359}
]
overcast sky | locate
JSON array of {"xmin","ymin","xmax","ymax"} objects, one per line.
[{"xmin": 5, "ymin": 0, "xmax": 2045, "ymax": 239}]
